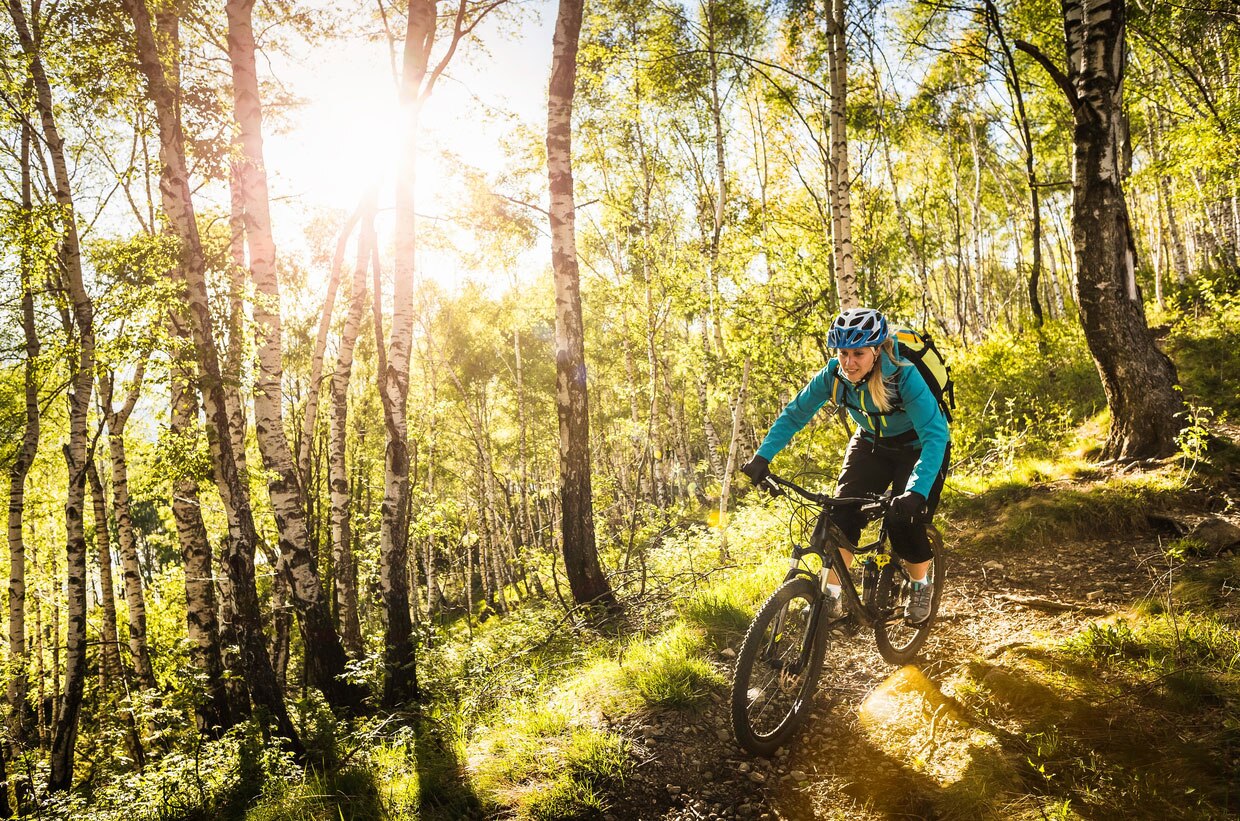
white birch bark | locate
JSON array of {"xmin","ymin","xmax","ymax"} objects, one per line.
[
  {"xmin": 121, "ymin": 0, "xmax": 299, "ymax": 749},
  {"xmin": 101, "ymin": 367, "xmax": 156, "ymax": 691},
  {"xmin": 827, "ymin": 0, "xmax": 858, "ymax": 308},
  {"xmin": 548, "ymin": 0, "xmax": 616, "ymax": 610},
  {"xmin": 8, "ymin": 123, "xmax": 39, "ymax": 746},
  {"xmin": 225, "ymin": 0, "xmax": 357, "ymax": 708},
  {"xmin": 168, "ymin": 315, "xmax": 235, "ymax": 733},
  {"xmin": 329, "ymin": 199, "xmax": 375, "ymax": 657},
  {"xmin": 86, "ymin": 463, "xmax": 122, "ymax": 682},
  {"xmin": 8, "ymin": 0, "xmax": 96, "ymax": 790},
  {"xmin": 300, "ymin": 204, "xmax": 366, "ymax": 479}
]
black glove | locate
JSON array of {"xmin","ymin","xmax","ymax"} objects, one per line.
[
  {"xmin": 741, "ymin": 455, "xmax": 770, "ymax": 486},
  {"xmin": 888, "ymin": 490, "xmax": 927, "ymax": 523}
]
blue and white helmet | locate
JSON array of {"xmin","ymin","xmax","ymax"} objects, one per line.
[{"xmin": 828, "ymin": 307, "xmax": 888, "ymax": 349}]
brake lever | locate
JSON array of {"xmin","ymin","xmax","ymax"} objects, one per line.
[{"xmin": 761, "ymin": 476, "xmax": 784, "ymax": 497}]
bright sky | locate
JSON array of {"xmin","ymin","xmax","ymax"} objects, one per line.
[{"xmin": 262, "ymin": 0, "xmax": 557, "ymax": 292}]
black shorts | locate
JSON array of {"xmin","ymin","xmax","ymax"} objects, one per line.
[{"xmin": 828, "ymin": 431, "xmax": 950, "ymax": 564}]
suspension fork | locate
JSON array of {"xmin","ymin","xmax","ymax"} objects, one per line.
[{"xmin": 811, "ymin": 509, "xmax": 862, "ymax": 607}]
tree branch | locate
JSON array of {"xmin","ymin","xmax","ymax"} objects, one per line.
[{"xmin": 1013, "ymin": 39, "xmax": 1079, "ymax": 111}]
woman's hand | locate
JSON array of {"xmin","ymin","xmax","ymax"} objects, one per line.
[
  {"xmin": 741, "ymin": 455, "xmax": 770, "ymax": 485},
  {"xmin": 888, "ymin": 490, "xmax": 927, "ymax": 522}
]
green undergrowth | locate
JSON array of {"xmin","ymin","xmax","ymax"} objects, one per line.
[
  {"xmin": 404, "ymin": 502, "xmax": 793, "ymax": 818},
  {"xmin": 942, "ymin": 449, "xmax": 1204, "ymax": 556},
  {"xmin": 945, "ymin": 606, "xmax": 1240, "ymax": 819},
  {"xmin": 947, "ymin": 320, "xmax": 1104, "ymax": 463},
  {"xmin": 1165, "ymin": 280, "xmax": 1240, "ymax": 420}
]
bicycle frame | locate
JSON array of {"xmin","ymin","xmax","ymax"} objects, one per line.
[
  {"xmin": 802, "ymin": 512, "xmax": 887, "ymax": 628},
  {"xmin": 767, "ymin": 475, "xmax": 894, "ymax": 631}
]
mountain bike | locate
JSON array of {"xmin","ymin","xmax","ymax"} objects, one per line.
[{"xmin": 730, "ymin": 472, "xmax": 946, "ymax": 756}]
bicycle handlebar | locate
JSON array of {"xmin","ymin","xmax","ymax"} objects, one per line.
[{"xmin": 761, "ymin": 473, "xmax": 889, "ymax": 514}]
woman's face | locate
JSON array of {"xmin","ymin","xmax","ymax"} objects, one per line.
[{"xmin": 837, "ymin": 346, "xmax": 879, "ymax": 383}]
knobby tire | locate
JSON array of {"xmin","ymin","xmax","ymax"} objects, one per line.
[
  {"xmin": 873, "ymin": 547, "xmax": 945, "ymax": 664},
  {"xmin": 731, "ymin": 578, "xmax": 829, "ymax": 756}
]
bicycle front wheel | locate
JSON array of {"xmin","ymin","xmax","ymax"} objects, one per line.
[
  {"xmin": 731, "ymin": 578, "xmax": 828, "ymax": 756},
  {"xmin": 873, "ymin": 544, "xmax": 945, "ymax": 664}
]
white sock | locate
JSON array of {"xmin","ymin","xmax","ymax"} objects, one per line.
[
  {"xmin": 909, "ymin": 575, "xmax": 928, "ymax": 587},
  {"xmin": 826, "ymin": 583, "xmax": 842, "ymax": 598}
]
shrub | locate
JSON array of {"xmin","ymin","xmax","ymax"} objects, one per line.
[{"xmin": 948, "ymin": 320, "xmax": 1103, "ymax": 464}]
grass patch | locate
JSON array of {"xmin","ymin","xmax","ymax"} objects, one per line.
[
  {"xmin": 946, "ymin": 465, "xmax": 1198, "ymax": 555},
  {"xmin": 244, "ymin": 766, "xmax": 383, "ymax": 821},
  {"xmin": 677, "ymin": 590, "xmax": 752, "ymax": 649},
  {"xmin": 469, "ymin": 705, "xmax": 629, "ymax": 820},
  {"xmin": 620, "ymin": 622, "xmax": 726, "ymax": 709},
  {"xmin": 949, "ymin": 609, "xmax": 1240, "ymax": 819},
  {"xmin": 675, "ymin": 560, "xmax": 783, "ymax": 650},
  {"xmin": 1171, "ymin": 554, "xmax": 1240, "ymax": 610}
]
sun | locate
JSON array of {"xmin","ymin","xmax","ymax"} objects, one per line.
[{"xmin": 266, "ymin": 39, "xmax": 408, "ymax": 212}]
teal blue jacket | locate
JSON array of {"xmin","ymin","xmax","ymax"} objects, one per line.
[{"xmin": 755, "ymin": 350, "xmax": 950, "ymax": 497}]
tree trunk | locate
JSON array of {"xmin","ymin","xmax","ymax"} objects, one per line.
[
  {"xmin": 86, "ymin": 463, "xmax": 122, "ymax": 683},
  {"xmin": 9, "ymin": 0, "xmax": 96, "ymax": 790},
  {"xmin": 300, "ymin": 205, "xmax": 366, "ymax": 483},
  {"xmin": 827, "ymin": 0, "xmax": 858, "ymax": 308},
  {"xmin": 718, "ymin": 359, "xmax": 751, "ymax": 555},
  {"xmin": 983, "ymin": 0, "xmax": 1045, "ymax": 327},
  {"xmin": 329, "ymin": 199, "xmax": 375, "ymax": 658},
  {"xmin": 548, "ymin": 0, "xmax": 617, "ymax": 612},
  {"xmin": 224, "ymin": 0, "xmax": 357, "ymax": 711},
  {"xmin": 1022, "ymin": 0, "xmax": 1183, "ymax": 459},
  {"xmin": 168, "ymin": 319, "xmax": 235, "ymax": 734},
  {"xmin": 87, "ymin": 462, "xmax": 147, "ymax": 768},
  {"xmin": 260, "ymin": 543, "xmax": 292, "ymax": 692},
  {"xmin": 101, "ymin": 368, "xmax": 157, "ymax": 691},
  {"xmin": 224, "ymin": 164, "xmax": 250, "ymax": 486},
  {"xmin": 8, "ymin": 122, "xmax": 39, "ymax": 750},
  {"xmin": 121, "ymin": 0, "xmax": 300, "ymax": 751}
]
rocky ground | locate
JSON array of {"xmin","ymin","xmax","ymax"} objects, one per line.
[{"xmin": 598, "ymin": 504, "xmax": 1240, "ymax": 821}]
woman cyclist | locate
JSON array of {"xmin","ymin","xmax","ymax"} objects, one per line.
[{"xmin": 741, "ymin": 307, "xmax": 950, "ymax": 624}]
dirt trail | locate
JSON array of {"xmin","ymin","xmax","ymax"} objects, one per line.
[{"xmin": 602, "ymin": 534, "xmax": 1170, "ymax": 821}]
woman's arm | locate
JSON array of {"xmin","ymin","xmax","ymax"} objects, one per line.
[
  {"xmin": 898, "ymin": 364, "xmax": 949, "ymax": 496},
  {"xmin": 755, "ymin": 360, "xmax": 837, "ymax": 461}
]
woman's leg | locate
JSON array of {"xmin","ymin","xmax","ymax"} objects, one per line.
[
  {"xmin": 826, "ymin": 436, "xmax": 897, "ymax": 587},
  {"xmin": 887, "ymin": 443, "xmax": 951, "ymax": 620}
]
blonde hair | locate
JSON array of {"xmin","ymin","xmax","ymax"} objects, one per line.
[{"xmin": 863, "ymin": 338, "xmax": 903, "ymax": 414}]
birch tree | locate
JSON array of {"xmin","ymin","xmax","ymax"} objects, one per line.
[
  {"xmin": 328, "ymin": 200, "xmax": 375, "ymax": 658},
  {"xmin": 100, "ymin": 367, "xmax": 156, "ymax": 691},
  {"xmin": 224, "ymin": 0, "xmax": 358, "ymax": 710},
  {"xmin": 120, "ymin": 0, "xmax": 301, "ymax": 749},
  {"xmin": 1017, "ymin": 0, "xmax": 1184, "ymax": 459},
  {"xmin": 827, "ymin": 0, "xmax": 858, "ymax": 308},
  {"xmin": 7, "ymin": 123, "xmax": 39, "ymax": 750},
  {"xmin": 375, "ymin": 0, "xmax": 507, "ymax": 705},
  {"xmin": 168, "ymin": 317, "xmax": 236, "ymax": 733},
  {"xmin": 548, "ymin": 0, "xmax": 617, "ymax": 610},
  {"xmin": 7, "ymin": 0, "xmax": 98, "ymax": 789}
]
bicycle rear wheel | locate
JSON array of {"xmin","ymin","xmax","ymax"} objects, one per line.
[
  {"xmin": 873, "ymin": 546, "xmax": 945, "ymax": 664},
  {"xmin": 731, "ymin": 578, "xmax": 828, "ymax": 756}
]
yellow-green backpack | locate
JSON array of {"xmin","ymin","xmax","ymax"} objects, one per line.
[{"xmin": 891, "ymin": 327, "xmax": 955, "ymax": 423}]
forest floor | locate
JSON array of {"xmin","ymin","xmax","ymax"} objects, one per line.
[{"xmin": 594, "ymin": 455, "xmax": 1240, "ymax": 821}]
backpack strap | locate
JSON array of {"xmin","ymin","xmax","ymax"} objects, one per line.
[{"xmin": 830, "ymin": 368, "xmax": 854, "ymax": 437}]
